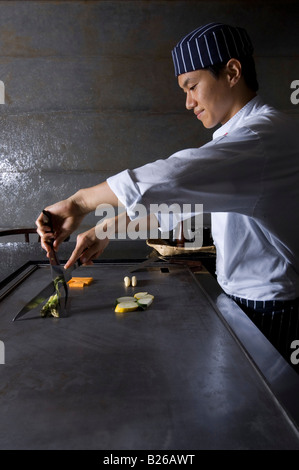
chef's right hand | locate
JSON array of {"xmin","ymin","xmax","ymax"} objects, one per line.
[{"xmin": 35, "ymin": 198, "xmax": 85, "ymax": 254}]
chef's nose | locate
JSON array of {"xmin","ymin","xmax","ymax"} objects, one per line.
[{"xmin": 185, "ymin": 92, "xmax": 196, "ymax": 110}]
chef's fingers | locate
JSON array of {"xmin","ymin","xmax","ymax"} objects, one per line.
[
  {"xmin": 35, "ymin": 211, "xmax": 56, "ymax": 249},
  {"xmin": 64, "ymin": 232, "xmax": 109, "ymax": 269},
  {"xmin": 36, "ymin": 214, "xmax": 54, "ymax": 238},
  {"xmin": 64, "ymin": 231, "xmax": 92, "ymax": 269},
  {"xmin": 38, "ymin": 230, "xmax": 70, "ymax": 255},
  {"xmin": 36, "ymin": 210, "xmax": 72, "ymax": 252},
  {"xmin": 80, "ymin": 241, "xmax": 110, "ymax": 266},
  {"xmin": 36, "ymin": 224, "xmax": 65, "ymax": 252},
  {"xmin": 64, "ymin": 248, "xmax": 84, "ymax": 270},
  {"xmin": 39, "ymin": 234, "xmax": 54, "ymax": 255},
  {"xmin": 35, "ymin": 211, "xmax": 46, "ymax": 231},
  {"xmin": 52, "ymin": 232, "xmax": 71, "ymax": 251}
]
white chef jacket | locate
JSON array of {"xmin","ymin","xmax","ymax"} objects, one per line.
[{"xmin": 107, "ymin": 96, "xmax": 299, "ymax": 301}]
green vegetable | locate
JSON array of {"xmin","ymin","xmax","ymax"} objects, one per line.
[
  {"xmin": 137, "ymin": 296, "xmax": 154, "ymax": 310},
  {"xmin": 40, "ymin": 275, "xmax": 66, "ymax": 318},
  {"xmin": 40, "ymin": 293, "xmax": 59, "ymax": 318},
  {"xmin": 54, "ymin": 275, "xmax": 65, "ymax": 294}
]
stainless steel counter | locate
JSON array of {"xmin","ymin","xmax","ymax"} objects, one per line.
[{"xmin": 0, "ymin": 256, "xmax": 299, "ymax": 450}]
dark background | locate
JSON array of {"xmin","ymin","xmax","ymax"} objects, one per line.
[{"xmin": 1, "ymin": 0, "xmax": 298, "ymax": 238}]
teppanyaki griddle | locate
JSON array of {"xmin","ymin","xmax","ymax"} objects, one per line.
[{"xmin": 0, "ymin": 260, "xmax": 299, "ymax": 450}]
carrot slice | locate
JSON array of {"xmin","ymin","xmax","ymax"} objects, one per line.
[
  {"xmin": 68, "ymin": 281, "xmax": 85, "ymax": 288},
  {"xmin": 67, "ymin": 277, "xmax": 93, "ymax": 286}
]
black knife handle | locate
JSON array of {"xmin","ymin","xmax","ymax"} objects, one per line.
[
  {"xmin": 42, "ymin": 209, "xmax": 70, "ymax": 243},
  {"xmin": 42, "ymin": 209, "xmax": 55, "ymax": 248},
  {"xmin": 42, "ymin": 209, "xmax": 54, "ymax": 233}
]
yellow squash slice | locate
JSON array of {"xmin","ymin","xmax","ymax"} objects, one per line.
[{"xmin": 115, "ymin": 301, "xmax": 139, "ymax": 313}]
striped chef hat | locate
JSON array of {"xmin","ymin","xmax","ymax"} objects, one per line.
[{"xmin": 171, "ymin": 22, "xmax": 254, "ymax": 76}]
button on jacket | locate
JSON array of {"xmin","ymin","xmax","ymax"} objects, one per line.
[{"xmin": 107, "ymin": 96, "xmax": 299, "ymax": 301}]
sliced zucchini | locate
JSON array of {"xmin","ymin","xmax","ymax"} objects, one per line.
[
  {"xmin": 115, "ymin": 301, "xmax": 139, "ymax": 313},
  {"xmin": 133, "ymin": 292, "xmax": 149, "ymax": 300},
  {"xmin": 137, "ymin": 296, "xmax": 153, "ymax": 310},
  {"xmin": 115, "ymin": 296, "xmax": 137, "ymax": 305},
  {"xmin": 115, "ymin": 293, "xmax": 155, "ymax": 312},
  {"xmin": 134, "ymin": 293, "xmax": 154, "ymax": 301}
]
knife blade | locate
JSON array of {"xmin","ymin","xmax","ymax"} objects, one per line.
[
  {"xmin": 12, "ymin": 260, "xmax": 81, "ymax": 322},
  {"xmin": 129, "ymin": 250, "xmax": 162, "ymax": 273},
  {"xmin": 12, "ymin": 281, "xmax": 56, "ymax": 321}
]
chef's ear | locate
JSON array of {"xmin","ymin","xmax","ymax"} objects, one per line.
[{"xmin": 225, "ymin": 59, "xmax": 242, "ymax": 87}]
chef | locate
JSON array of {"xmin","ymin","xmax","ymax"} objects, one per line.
[{"xmin": 36, "ymin": 22, "xmax": 299, "ymax": 369}]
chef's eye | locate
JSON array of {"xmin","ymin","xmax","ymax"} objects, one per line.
[{"xmin": 190, "ymin": 84, "xmax": 197, "ymax": 91}]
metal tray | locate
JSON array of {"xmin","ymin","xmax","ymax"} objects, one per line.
[{"xmin": 0, "ymin": 260, "xmax": 299, "ymax": 450}]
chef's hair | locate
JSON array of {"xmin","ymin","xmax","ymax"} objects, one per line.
[{"xmin": 206, "ymin": 55, "xmax": 259, "ymax": 92}]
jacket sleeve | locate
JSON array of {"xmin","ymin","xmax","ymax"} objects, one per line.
[{"xmin": 107, "ymin": 126, "xmax": 264, "ymax": 221}]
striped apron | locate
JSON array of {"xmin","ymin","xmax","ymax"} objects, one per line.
[{"xmin": 229, "ymin": 295, "xmax": 299, "ymax": 373}]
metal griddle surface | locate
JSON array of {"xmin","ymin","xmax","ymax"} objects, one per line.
[{"xmin": 0, "ymin": 262, "xmax": 299, "ymax": 450}]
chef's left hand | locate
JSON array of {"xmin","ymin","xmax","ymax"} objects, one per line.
[{"xmin": 64, "ymin": 225, "xmax": 110, "ymax": 269}]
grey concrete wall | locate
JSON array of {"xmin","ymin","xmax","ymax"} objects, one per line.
[{"xmin": 1, "ymin": 0, "xmax": 299, "ymax": 237}]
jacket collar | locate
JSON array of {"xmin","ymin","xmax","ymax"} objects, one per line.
[{"xmin": 213, "ymin": 95, "xmax": 264, "ymax": 139}]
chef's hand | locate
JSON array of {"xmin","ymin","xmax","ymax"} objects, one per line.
[
  {"xmin": 64, "ymin": 226, "xmax": 110, "ymax": 269},
  {"xmin": 35, "ymin": 198, "xmax": 85, "ymax": 254}
]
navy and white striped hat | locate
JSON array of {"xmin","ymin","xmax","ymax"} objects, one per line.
[{"xmin": 171, "ymin": 22, "xmax": 254, "ymax": 76}]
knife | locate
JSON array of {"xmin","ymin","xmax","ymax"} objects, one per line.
[
  {"xmin": 13, "ymin": 209, "xmax": 75, "ymax": 322},
  {"xmin": 42, "ymin": 209, "xmax": 69, "ymax": 315},
  {"xmin": 129, "ymin": 250, "xmax": 162, "ymax": 273}
]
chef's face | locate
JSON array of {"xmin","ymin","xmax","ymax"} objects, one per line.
[{"xmin": 178, "ymin": 66, "xmax": 236, "ymax": 128}]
